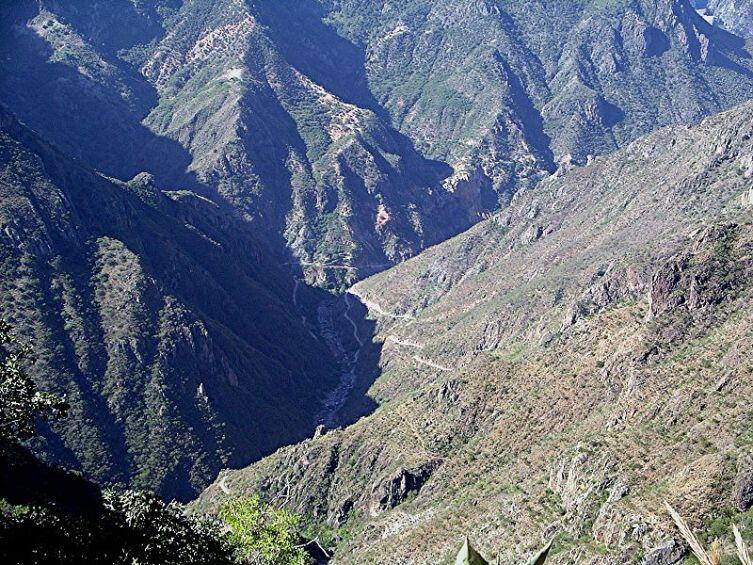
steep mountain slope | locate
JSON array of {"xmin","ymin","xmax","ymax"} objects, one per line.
[
  {"xmin": 3, "ymin": 0, "xmax": 753, "ymax": 287},
  {"xmin": 0, "ymin": 107, "xmax": 340, "ymax": 501},
  {"xmin": 0, "ymin": 0, "xmax": 483, "ymax": 289},
  {"xmin": 3, "ymin": 0, "xmax": 753, "ymax": 529},
  {"xmin": 321, "ymin": 0, "xmax": 753, "ymax": 190},
  {"xmin": 196, "ymin": 100, "xmax": 753, "ymax": 562},
  {"xmin": 696, "ymin": 1, "xmax": 753, "ymax": 38}
]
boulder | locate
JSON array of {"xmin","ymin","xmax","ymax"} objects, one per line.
[{"xmin": 370, "ymin": 460, "xmax": 441, "ymax": 516}]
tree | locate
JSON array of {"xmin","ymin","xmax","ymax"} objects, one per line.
[
  {"xmin": 0, "ymin": 320, "xmax": 67, "ymax": 443},
  {"xmin": 219, "ymin": 496, "xmax": 310, "ymax": 564},
  {"xmin": 103, "ymin": 490, "xmax": 233, "ymax": 565}
]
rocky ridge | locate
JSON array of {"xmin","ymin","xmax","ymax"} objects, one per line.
[{"xmin": 693, "ymin": 1, "xmax": 753, "ymax": 38}]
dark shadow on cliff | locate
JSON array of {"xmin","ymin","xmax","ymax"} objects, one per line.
[
  {"xmin": 0, "ymin": 0, "xmax": 481, "ymax": 504},
  {"xmin": 334, "ymin": 294, "xmax": 381, "ymax": 427},
  {"xmin": 0, "ymin": 106, "xmax": 354, "ymax": 502},
  {"xmin": 248, "ymin": 0, "xmax": 477, "ymax": 211},
  {"xmin": 692, "ymin": 11, "xmax": 753, "ymax": 78},
  {"xmin": 249, "ymin": 0, "xmax": 385, "ymax": 118},
  {"xmin": 239, "ymin": 0, "xmax": 492, "ymax": 282},
  {"xmin": 0, "ymin": 0, "xmax": 204, "ymax": 194}
]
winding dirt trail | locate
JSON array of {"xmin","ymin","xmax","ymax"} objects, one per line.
[
  {"xmin": 412, "ymin": 355, "xmax": 453, "ymax": 372},
  {"xmin": 348, "ymin": 288, "xmax": 413, "ymax": 320},
  {"xmin": 343, "ymin": 293, "xmax": 364, "ymax": 347},
  {"xmin": 386, "ymin": 335, "xmax": 424, "ymax": 349},
  {"xmin": 385, "ymin": 331, "xmax": 454, "ymax": 372},
  {"xmin": 311, "ymin": 286, "xmax": 454, "ymax": 428},
  {"xmin": 352, "ymin": 290, "xmax": 455, "ymax": 373}
]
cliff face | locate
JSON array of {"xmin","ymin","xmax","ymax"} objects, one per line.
[
  {"xmin": 3, "ymin": 0, "xmax": 753, "ymax": 287},
  {"xmin": 197, "ymin": 100, "xmax": 753, "ymax": 563},
  {"xmin": 696, "ymin": 1, "xmax": 753, "ymax": 38},
  {"xmin": 0, "ymin": 108, "xmax": 340, "ymax": 501}
]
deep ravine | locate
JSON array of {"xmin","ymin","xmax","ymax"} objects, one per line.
[{"xmin": 314, "ymin": 293, "xmax": 365, "ymax": 428}]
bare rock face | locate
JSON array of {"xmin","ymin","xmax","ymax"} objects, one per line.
[
  {"xmin": 733, "ymin": 456, "xmax": 753, "ymax": 511},
  {"xmin": 649, "ymin": 224, "xmax": 743, "ymax": 317},
  {"xmin": 330, "ymin": 498, "xmax": 354, "ymax": 528},
  {"xmin": 701, "ymin": 1, "xmax": 753, "ymax": 38},
  {"xmin": 549, "ymin": 446, "xmax": 618, "ymax": 538},
  {"xmin": 640, "ymin": 540, "xmax": 685, "ymax": 565},
  {"xmin": 369, "ymin": 460, "xmax": 442, "ymax": 516},
  {"xmin": 563, "ymin": 264, "xmax": 650, "ymax": 328},
  {"xmin": 5, "ymin": 0, "xmax": 753, "ymax": 289}
]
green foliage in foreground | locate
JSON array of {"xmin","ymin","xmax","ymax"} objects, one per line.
[
  {"xmin": 220, "ymin": 496, "xmax": 311, "ymax": 565},
  {"xmin": 0, "ymin": 321, "xmax": 67, "ymax": 443},
  {"xmin": 1, "ymin": 489, "xmax": 233, "ymax": 565},
  {"xmin": 455, "ymin": 537, "xmax": 489, "ymax": 565},
  {"xmin": 3, "ymin": 486, "xmax": 317, "ymax": 565}
]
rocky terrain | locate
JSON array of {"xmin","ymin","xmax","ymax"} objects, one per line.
[
  {"xmin": 694, "ymin": 1, "xmax": 753, "ymax": 38},
  {"xmin": 196, "ymin": 100, "xmax": 753, "ymax": 563}
]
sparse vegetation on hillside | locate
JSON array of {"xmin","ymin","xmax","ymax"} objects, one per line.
[
  {"xmin": 4, "ymin": 1, "xmax": 753, "ymax": 563},
  {"xmin": 0, "ymin": 107, "xmax": 341, "ymax": 500}
]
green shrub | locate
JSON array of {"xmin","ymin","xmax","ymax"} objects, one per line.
[
  {"xmin": 0, "ymin": 320, "xmax": 67, "ymax": 443},
  {"xmin": 219, "ymin": 496, "xmax": 310, "ymax": 564}
]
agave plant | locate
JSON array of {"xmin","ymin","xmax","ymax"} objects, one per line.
[
  {"xmin": 527, "ymin": 539, "xmax": 554, "ymax": 565},
  {"xmin": 666, "ymin": 502, "xmax": 752, "ymax": 565},
  {"xmin": 454, "ymin": 536, "xmax": 552, "ymax": 564},
  {"xmin": 455, "ymin": 537, "xmax": 488, "ymax": 565}
]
